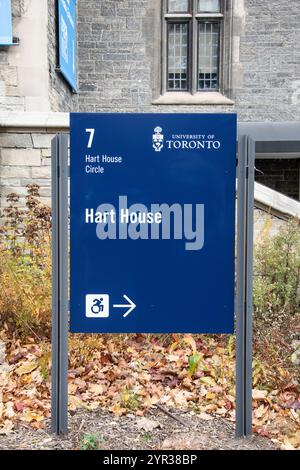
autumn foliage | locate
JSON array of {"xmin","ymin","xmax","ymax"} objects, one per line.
[
  {"xmin": 0, "ymin": 187, "xmax": 299, "ymax": 449},
  {"xmin": 0, "ymin": 185, "xmax": 52, "ymax": 337}
]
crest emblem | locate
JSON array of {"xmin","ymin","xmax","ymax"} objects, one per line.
[{"xmin": 152, "ymin": 126, "xmax": 164, "ymax": 152}]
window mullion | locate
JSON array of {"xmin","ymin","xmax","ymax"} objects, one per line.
[
  {"xmin": 162, "ymin": 19, "xmax": 167, "ymax": 94},
  {"xmin": 162, "ymin": 1, "xmax": 167, "ymax": 94},
  {"xmin": 191, "ymin": 0, "xmax": 197, "ymax": 94}
]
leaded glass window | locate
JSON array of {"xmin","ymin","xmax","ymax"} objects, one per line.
[
  {"xmin": 164, "ymin": 0, "xmax": 224, "ymax": 93},
  {"xmin": 168, "ymin": 0, "xmax": 189, "ymax": 12},
  {"xmin": 198, "ymin": 22, "xmax": 220, "ymax": 90},
  {"xmin": 198, "ymin": 0, "xmax": 220, "ymax": 12},
  {"xmin": 167, "ymin": 23, "xmax": 188, "ymax": 90}
]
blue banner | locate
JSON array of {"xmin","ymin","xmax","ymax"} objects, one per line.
[
  {"xmin": 58, "ymin": 0, "xmax": 77, "ymax": 91},
  {"xmin": 70, "ymin": 113, "xmax": 237, "ymax": 334},
  {"xmin": 0, "ymin": 0, "xmax": 13, "ymax": 45}
]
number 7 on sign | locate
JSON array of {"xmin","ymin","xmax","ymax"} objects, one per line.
[{"xmin": 86, "ymin": 128, "xmax": 95, "ymax": 148}]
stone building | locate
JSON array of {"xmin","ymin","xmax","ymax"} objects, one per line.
[{"xmin": 0, "ymin": 0, "xmax": 300, "ymax": 214}]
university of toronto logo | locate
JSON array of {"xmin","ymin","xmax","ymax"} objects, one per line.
[{"xmin": 152, "ymin": 126, "xmax": 164, "ymax": 152}]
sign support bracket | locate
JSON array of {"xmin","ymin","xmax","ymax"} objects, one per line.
[
  {"xmin": 51, "ymin": 134, "xmax": 69, "ymax": 435},
  {"xmin": 236, "ymin": 135, "xmax": 255, "ymax": 437}
]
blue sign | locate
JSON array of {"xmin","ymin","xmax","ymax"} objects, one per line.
[
  {"xmin": 70, "ymin": 113, "xmax": 237, "ymax": 334},
  {"xmin": 58, "ymin": 0, "xmax": 77, "ymax": 91},
  {"xmin": 0, "ymin": 0, "xmax": 13, "ymax": 45}
]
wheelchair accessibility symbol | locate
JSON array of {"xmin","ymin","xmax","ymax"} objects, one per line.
[
  {"xmin": 86, "ymin": 294, "xmax": 109, "ymax": 318},
  {"xmin": 91, "ymin": 298, "xmax": 104, "ymax": 314}
]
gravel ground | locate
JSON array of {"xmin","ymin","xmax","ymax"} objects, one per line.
[{"xmin": 0, "ymin": 408, "xmax": 279, "ymax": 451}]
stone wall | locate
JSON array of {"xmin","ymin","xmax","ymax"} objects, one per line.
[
  {"xmin": 47, "ymin": 0, "xmax": 78, "ymax": 112},
  {"xmin": 0, "ymin": 0, "xmax": 51, "ymax": 112},
  {"xmin": 77, "ymin": 0, "xmax": 243, "ymax": 113},
  {"xmin": 237, "ymin": 0, "xmax": 300, "ymax": 121},
  {"xmin": 77, "ymin": 0, "xmax": 300, "ymax": 120},
  {"xmin": 1, "ymin": 0, "xmax": 299, "ymax": 118},
  {"xmin": 0, "ymin": 0, "xmax": 77, "ymax": 113},
  {"xmin": 0, "ymin": 130, "xmax": 54, "ymax": 210}
]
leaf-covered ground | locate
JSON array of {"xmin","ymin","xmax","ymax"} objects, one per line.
[
  {"xmin": 0, "ymin": 333, "xmax": 299, "ymax": 450},
  {"xmin": 0, "ymin": 408, "xmax": 278, "ymax": 450}
]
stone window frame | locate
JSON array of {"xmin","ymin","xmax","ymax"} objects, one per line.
[{"xmin": 152, "ymin": 0, "xmax": 234, "ymax": 105}]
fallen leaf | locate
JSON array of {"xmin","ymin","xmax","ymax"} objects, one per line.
[
  {"xmin": 281, "ymin": 440, "xmax": 297, "ymax": 450},
  {"xmin": 166, "ymin": 354, "xmax": 180, "ymax": 363},
  {"xmin": 14, "ymin": 402, "xmax": 26, "ymax": 412},
  {"xmin": 200, "ymin": 376, "xmax": 216, "ymax": 387},
  {"xmin": 15, "ymin": 361, "xmax": 38, "ymax": 376},
  {"xmin": 136, "ymin": 417, "xmax": 161, "ymax": 432},
  {"xmin": 31, "ymin": 369, "xmax": 44, "ymax": 384},
  {"xmin": 31, "ymin": 421, "xmax": 45, "ymax": 430},
  {"xmin": 254, "ymin": 404, "xmax": 269, "ymax": 420},
  {"xmin": 188, "ymin": 354, "xmax": 201, "ymax": 377},
  {"xmin": 253, "ymin": 389, "xmax": 268, "ymax": 400},
  {"xmin": 198, "ymin": 412, "xmax": 213, "ymax": 421},
  {"xmin": 68, "ymin": 395, "xmax": 84, "ymax": 411},
  {"xmin": 68, "ymin": 383, "xmax": 77, "ymax": 394},
  {"xmin": 21, "ymin": 410, "xmax": 44, "ymax": 423},
  {"xmin": 88, "ymin": 383, "xmax": 104, "ymax": 396},
  {"xmin": 205, "ymin": 391, "xmax": 216, "ymax": 400},
  {"xmin": 4, "ymin": 402, "xmax": 15, "ymax": 419},
  {"xmin": 183, "ymin": 335, "xmax": 197, "ymax": 354},
  {"xmin": 0, "ymin": 420, "xmax": 14, "ymax": 435}
]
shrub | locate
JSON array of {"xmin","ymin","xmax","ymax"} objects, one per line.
[
  {"xmin": 254, "ymin": 218, "xmax": 300, "ymax": 325},
  {"xmin": 0, "ymin": 185, "xmax": 52, "ymax": 338},
  {"xmin": 1, "ymin": 184, "xmax": 299, "ymax": 343}
]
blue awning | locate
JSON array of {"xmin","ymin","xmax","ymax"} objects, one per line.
[{"xmin": 0, "ymin": 0, "xmax": 13, "ymax": 45}]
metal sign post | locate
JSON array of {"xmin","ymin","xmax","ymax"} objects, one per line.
[
  {"xmin": 51, "ymin": 134, "xmax": 69, "ymax": 435},
  {"xmin": 236, "ymin": 135, "xmax": 255, "ymax": 437}
]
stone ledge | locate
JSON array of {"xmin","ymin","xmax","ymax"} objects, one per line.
[
  {"xmin": 152, "ymin": 92, "xmax": 234, "ymax": 106},
  {"xmin": 254, "ymin": 182, "xmax": 300, "ymax": 220},
  {"xmin": 0, "ymin": 112, "xmax": 70, "ymax": 130}
]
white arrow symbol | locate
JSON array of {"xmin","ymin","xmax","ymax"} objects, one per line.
[{"xmin": 113, "ymin": 295, "xmax": 136, "ymax": 318}]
